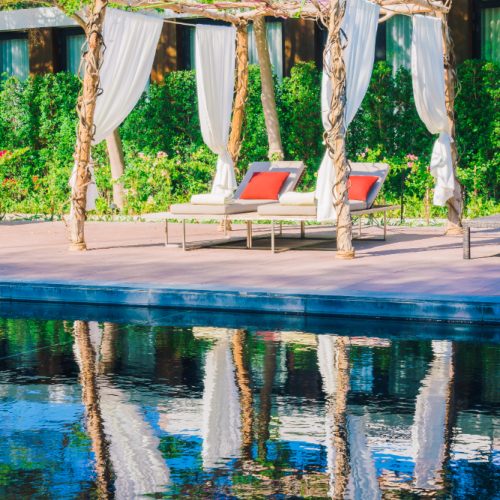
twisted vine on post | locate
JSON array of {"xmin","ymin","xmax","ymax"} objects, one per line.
[
  {"xmin": 440, "ymin": 11, "xmax": 463, "ymax": 235},
  {"xmin": 69, "ymin": 0, "xmax": 108, "ymax": 251},
  {"xmin": 324, "ymin": 0, "xmax": 354, "ymax": 259}
]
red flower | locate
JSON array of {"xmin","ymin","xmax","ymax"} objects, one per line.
[{"xmin": 0, "ymin": 150, "xmax": 8, "ymax": 158}]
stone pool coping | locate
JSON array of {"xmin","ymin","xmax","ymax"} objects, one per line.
[{"xmin": 0, "ymin": 279, "xmax": 498, "ymax": 324}]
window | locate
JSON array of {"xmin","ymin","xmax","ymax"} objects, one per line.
[
  {"xmin": 248, "ymin": 21, "xmax": 283, "ymax": 81},
  {"xmin": 385, "ymin": 15, "xmax": 412, "ymax": 72},
  {"xmin": 0, "ymin": 33, "xmax": 29, "ymax": 80},
  {"xmin": 66, "ymin": 33, "xmax": 86, "ymax": 76},
  {"xmin": 481, "ymin": 6, "xmax": 500, "ymax": 62}
]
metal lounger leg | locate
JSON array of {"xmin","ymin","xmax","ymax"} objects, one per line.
[
  {"xmin": 383, "ymin": 211, "xmax": 387, "ymax": 240},
  {"xmin": 300, "ymin": 221, "xmax": 305, "ymax": 239},
  {"xmin": 463, "ymin": 226, "xmax": 471, "ymax": 259},
  {"xmin": 165, "ymin": 220, "xmax": 169, "ymax": 246},
  {"xmin": 279, "ymin": 222, "xmax": 283, "ymax": 236},
  {"xmin": 271, "ymin": 221, "xmax": 276, "ymax": 253},
  {"xmin": 359, "ymin": 217, "xmax": 362, "ymax": 237},
  {"xmin": 224, "ymin": 217, "xmax": 228, "ymax": 237},
  {"xmin": 182, "ymin": 219, "xmax": 186, "ymax": 251},
  {"xmin": 246, "ymin": 221, "xmax": 253, "ymax": 249}
]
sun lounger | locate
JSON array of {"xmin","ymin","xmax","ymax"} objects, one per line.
[
  {"xmin": 164, "ymin": 161, "xmax": 305, "ymax": 248},
  {"xmin": 255, "ymin": 162, "xmax": 398, "ymax": 252}
]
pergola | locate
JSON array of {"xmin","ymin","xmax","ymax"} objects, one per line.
[{"xmin": 68, "ymin": 0, "xmax": 462, "ymax": 258}]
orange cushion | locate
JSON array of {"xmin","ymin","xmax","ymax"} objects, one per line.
[
  {"xmin": 240, "ymin": 171, "xmax": 290, "ymax": 200},
  {"xmin": 348, "ymin": 175, "xmax": 379, "ymax": 202}
]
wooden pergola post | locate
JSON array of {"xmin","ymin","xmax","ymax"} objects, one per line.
[
  {"xmin": 228, "ymin": 23, "xmax": 249, "ymax": 167},
  {"xmin": 325, "ymin": 0, "xmax": 355, "ymax": 259},
  {"xmin": 69, "ymin": 0, "xmax": 108, "ymax": 251},
  {"xmin": 439, "ymin": 11, "xmax": 463, "ymax": 235}
]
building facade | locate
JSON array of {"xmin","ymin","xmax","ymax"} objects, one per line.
[{"xmin": 0, "ymin": 2, "xmax": 498, "ymax": 82}]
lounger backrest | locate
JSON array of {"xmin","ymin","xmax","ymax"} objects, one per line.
[
  {"xmin": 234, "ymin": 161, "xmax": 306, "ymax": 200},
  {"xmin": 349, "ymin": 162, "xmax": 390, "ymax": 208}
]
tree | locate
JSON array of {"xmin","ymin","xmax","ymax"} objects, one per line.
[{"xmin": 253, "ymin": 17, "xmax": 284, "ymax": 161}]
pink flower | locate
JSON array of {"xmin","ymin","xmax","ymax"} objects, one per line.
[
  {"xmin": 407, "ymin": 161, "xmax": 415, "ymax": 168},
  {"xmin": 156, "ymin": 151, "xmax": 167, "ymax": 159},
  {"xmin": 0, "ymin": 150, "xmax": 8, "ymax": 158},
  {"xmin": 406, "ymin": 153, "xmax": 418, "ymax": 161},
  {"xmin": 360, "ymin": 152, "xmax": 366, "ymax": 159}
]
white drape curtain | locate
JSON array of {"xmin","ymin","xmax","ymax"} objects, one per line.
[
  {"xmin": 195, "ymin": 25, "xmax": 237, "ymax": 195},
  {"xmin": 248, "ymin": 22, "xmax": 284, "ymax": 81},
  {"xmin": 66, "ymin": 33, "xmax": 86, "ymax": 77},
  {"xmin": 386, "ymin": 15, "xmax": 412, "ymax": 73},
  {"xmin": 69, "ymin": 8, "xmax": 163, "ymax": 212},
  {"xmin": 315, "ymin": 0, "xmax": 380, "ymax": 221},
  {"xmin": 0, "ymin": 37, "xmax": 29, "ymax": 80},
  {"xmin": 411, "ymin": 15, "xmax": 455, "ymax": 206}
]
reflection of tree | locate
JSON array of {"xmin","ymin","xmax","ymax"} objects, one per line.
[
  {"xmin": 329, "ymin": 337, "xmax": 350, "ymax": 500},
  {"xmin": 318, "ymin": 335, "xmax": 351, "ymax": 500},
  {"xmin": 73, "ymin": 320, "xmax": 114, "ymax": 499},
  {"xmin": 232, "ymin": 330, "xmax": 254, "ymax": 459},
  {"xmin": 99, "ymin": 322, "xmax": 120, "ymax": 375},
  {"xmin": 257, "ymin": 340, "xmax": 277, "ymax": 461}
]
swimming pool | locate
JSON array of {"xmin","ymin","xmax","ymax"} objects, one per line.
[{"xmin": 1, "ymin": 302, "xmax": 498, "ymax": 498}]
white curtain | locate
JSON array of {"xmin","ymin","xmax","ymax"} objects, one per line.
[
  {"xmin": 481, "ymin": 7, "xmax": 500, "ymax": 63},
  {"xmin": 0, "ymin": 37, "xmax": 29, "ymax": 80},
  {"xmin": 248, "ymin": 22, "xmax": 284, "ymax": 81},
  {"xmin": 195, "ymin": 25, "xmax": 237, "ymax": 195},
  {"xmin": 315, "ymin": 0, "xmax": 380, "ymax": 222},
  {"xmin": 201, "ymin": 333, "xmax": 241, "ymax": 469},
  {"xmin": 69, "ymin": 8, "xmax": 162, "ymax": 212},
  {"xmin": 386, "ymin": 15, "xmax": 412, "ymax": 73},
  {"xmin": 66, "ymin": 33, "xmax": 86, "ymax": 77},
  {"xmin": 411, "ymin": 15, "xmax": 455, "ymax": 206},
  {"xmin": 411, "ymin": 340, "xmax": 452, "ymax": 490}
]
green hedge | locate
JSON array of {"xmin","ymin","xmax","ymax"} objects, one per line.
[{"xmin": 0, "ymin": 60, "xmax": 498, "ymax": 218}]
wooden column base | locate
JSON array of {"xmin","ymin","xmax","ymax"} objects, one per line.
[
  {"xmin": 68, "ymin": 242, "xmax": 87, "ymax": 251},
  {"xmin": 445, "ymin": 226, "xmax": 463, "ymax": 236},
  {"xmin": 336, "ymin": 250, "xmax": 355, "ymax": 260}
]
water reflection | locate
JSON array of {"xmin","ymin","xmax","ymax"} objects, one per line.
[{"xmin": 0, "ymin": 316, "xmax": 498, "ymax": 498}]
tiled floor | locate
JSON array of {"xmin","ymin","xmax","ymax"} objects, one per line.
[{"xmin": 1, "ymin": 220, "xmax": 499, "ymax": 297}]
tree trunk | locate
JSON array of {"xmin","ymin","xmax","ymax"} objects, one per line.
[
  {"xmin": 73, "ymin": 321, "xmax": 113, "ymax": 498},
  {"xmin": 228, "ymin": 24, "xmax": 249, "ymax": 167},
  {"xmin": 440, "ymin": 13, "xmax": 463, "ymax": 235},
  {"xmin": 253, "ymin": 16, "xmax": 284, "ymax": 161},
  {"xmin": 106, "ymin": 129, "xmax": 125, "ymax": 210},
  {"xmin": 69, "ymin": 0, "xmax": 108, "ymax": 251},
  {"xmin": 325, "ymin": 0, "xmax": 354, "ymax": 259}
]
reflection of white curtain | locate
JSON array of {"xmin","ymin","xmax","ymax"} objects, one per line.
[
  {"xmin": 248, "ymin": 22, "xmax": 283, "ymax": 81},
  {"xmin": 411, "ymin": 340, "xmax": 452, "ymax": 490},
  {"xmin": 73, "ymin": 322, "xmax": 170, "ymax": 498},
  {"xmin": 481, "ymin": 7, "xmax": 500, "ymax": 63},
  {"xmin": 411, "ymin": 15, "xmax": 455, "ymax": 207},
  {"xmin": 69, "ymin": 8, "xmax": 162, "ymax": 212},
  {"xmin": 386, "ymin": 15, "xmax": 412, "ymax": 72},
  {"xmin": 66, "ymin": 34, "xmax": 86, "ymax": 77},
  {"xmin": 202, "ymin": 333, "xmax": 241, "ymax": 469},
  {"xmin": 347, "ymin": 414, "xmax": 381, "ymax": 500},
  {"xmin": 0, "ymin": 37, "xmax": 29, "ymax": 80},
  {"xmin": 315, "ymin": 0, "xmax": 380, "ymax": 222},
  {"xmin": 195, "ymin": 25, "xmax": 237, "ymax": 195}
]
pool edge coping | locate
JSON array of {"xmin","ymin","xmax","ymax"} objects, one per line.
[{"xmin": 0, "ymin": 280, "xmax": 498, "ymax": 324}]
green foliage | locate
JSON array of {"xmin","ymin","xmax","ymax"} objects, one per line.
[{"xmin": 0, "ymin": 60, "xmax": 498, "ymax": 218}]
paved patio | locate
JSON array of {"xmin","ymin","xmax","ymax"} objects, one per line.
[{"xmin": 1, "ymin": 220, "xmax": 498, "ymax": 297}]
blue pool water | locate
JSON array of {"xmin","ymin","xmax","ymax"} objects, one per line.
[{"xmin": 0, "ymin": 302, "xmax": 498, "ymax": 498}]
